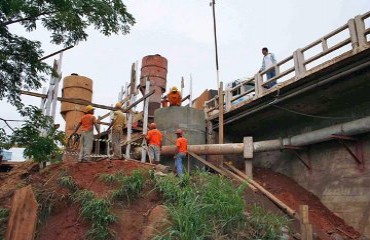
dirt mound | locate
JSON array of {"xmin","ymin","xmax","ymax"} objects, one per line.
[
  {"xmin": 0, "ymin": 159, "xmax": 160, "ymax": 240},
  {"xmin": 254, "ymin": 168, "xmax": 361, "ymax": 239}
]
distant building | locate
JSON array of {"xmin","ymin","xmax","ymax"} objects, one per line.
[{"xmin": 0, "ymin": 151, "xmax": 12, "ymax": 161}]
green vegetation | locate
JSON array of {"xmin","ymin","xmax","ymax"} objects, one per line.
[
  {"xmin": 154, "ymin": 172, "xmax": 288, "ymax": 240},
  {"xmin": 7, "ymin": 106, "xmax": 65, "ymax": 163},
  {"xmin": 99, "ymin": 170, "xmax": 145, "ymax": 204},
  {"xmin": 0, "ymin": 207, "xmax": 9, "ymax": 239},
  {"xmin": 246, "ymin": 205, "xmax": 289, "ymax": 240},
  {"xmin": 58, "ymin": 175, "xmax": 116, "ymax": 240},
  {"xmin": 72, "ymin": 190, "xmax": 116, "ymax": 240},
  {"xmin": 0, "ymin": 0, "xmax": 135, "ymax": 110}
]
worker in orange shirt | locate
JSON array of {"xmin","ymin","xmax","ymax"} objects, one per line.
[
  {"xmin": 167, "ymin": 86, "xmax": 182, "ymax": 107},
  {"xmin": 72, "ymin": 105, "xmax": 100, "ymax": 162},
  {"xmin": 174, "ymin": 129, "xmax": 187, "ymax": 176},
  {"xmin": 146, "ymin": 123, "xmax": 163, "ymax": 164}
]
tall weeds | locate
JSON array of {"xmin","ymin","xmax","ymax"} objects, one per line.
[{"xmin": 154, "ymin": 172, "xmax": 288, "ymax": 240}]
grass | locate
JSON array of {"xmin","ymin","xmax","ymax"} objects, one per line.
[
  {"xmin": 58, "ymin": 174, "xmax": 117, "ymax": 240},
  {"xmin": 100, "ymin": 170, "xmax": 146, "ymax": 204},
  {"xmin": 59, "ymin": 175, "xmax": 77, "ymax": 192},
  {"xmin": 0, "ymin": 207, "xmax": 9, "ymax": 239},
  {"xmin": 154, "ymin": 171, "xmax": 288, "ymax": 240},
  {"xmin": 72, "ymin": 190, "xmax": 116, "ymax": 240},
  {"xmin": 246, "ymin": 205, "xmax": 289, "ymax": 240},
  {"xmin": 98, "ymin": 172, "xmax": 126, "ymax": 185}
]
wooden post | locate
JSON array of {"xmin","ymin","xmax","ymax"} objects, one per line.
[
  {"xmin": 243, "ymin": 137, "xmax": 253, "ymax": 179},
  {"xmin": 299, "ymin": 205, "xmax": 313, "ymax": 240},
  {"xmin": 218, "ymin": 81, "xmax": 224, "ymax": 165},
  {"xmin": 141, "ymin": 78, "xmax": 150, "ymax": 163}
]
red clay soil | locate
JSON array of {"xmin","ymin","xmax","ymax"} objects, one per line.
[
  {"xmin": 38, "ymin": 205, "xmax": 89, "ymax": 240},
  {"xmin": 0, "ymin": 159, "xmax": 160, "ymax": 240},
  {"xmin": 254, "ymin": 168, "xmax": 361, "ymax": 239}
]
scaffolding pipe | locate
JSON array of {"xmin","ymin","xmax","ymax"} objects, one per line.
[{"xmin": 161, "ymin": 116, "xmax": 370, "ymax": 155}]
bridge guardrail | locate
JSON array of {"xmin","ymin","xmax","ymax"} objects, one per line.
[{"xmin": 205, "ymin": 11, "xmax": 370, "ymax": 117}]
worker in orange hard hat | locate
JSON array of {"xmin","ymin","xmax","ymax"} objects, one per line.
[
  {"xmin": 145, "ymin": 122, "xmax": 163, "ymax": 164},
  {"xmin": 72, "ymin": 105, "xmax": 100, "ymax": 162},
  {"xmin": 174, "ymin": 129, "xmax": 187, "ymax": 177},
  {"xmin": 167, "ymin": 86, "xmax": 182, "ymax": 107},
  {"xmin": 107, "ymin": 102, "xmax": 126, "ymax": 159}
]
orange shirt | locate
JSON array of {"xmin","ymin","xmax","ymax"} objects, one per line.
[
  {"xmin": 147, "ymin": 129, "xmax": 162, "ymax": 146},
  {"xmin": 167, "ymin": 91, "xmax": 182, "ymax": 106},
  {"xmin": 80, "ymin": 114, "xmax": 96, "ymax": 131},
  {"xmin": 176, "ymin": 137, "xmax": 188, "ymax": 153}
]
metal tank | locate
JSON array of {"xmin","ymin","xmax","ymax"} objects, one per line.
[
  {"xmin": 154, "ymin": 106, "xmax": 206, "ymax": 170},
  {"xmin": 140, "ymin": 54, "xmax": 168, "ymax": 119},
  {"xmin": 60, "ymin": 74, "xmax": 93, "ymax": 137}
]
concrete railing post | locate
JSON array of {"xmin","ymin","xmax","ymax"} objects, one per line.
[
  {"xmin": 354, "ymin": 15, "xmax": 367, "ymax": 51},
  {"xmin": 348, "ymin": 18, "xmax": 360, "ymax": 53},
  {"xmin": 243, "ymin": 137, "xmax": 253, "ymax": 179},
  {"xmin": 225, "ymin": 89, "xmax": 232, "ymax": 112},
  {"xmin": 255, "ymin": 73, "xmax": 264, "ymax": 97},
  {"xmin": 293, "ymin": 49, "xmax": 306, "ymax": 79}
]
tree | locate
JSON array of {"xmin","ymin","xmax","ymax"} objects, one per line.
[
  {"xmin": 0, "ymin": 0, "xmax": 135, "ymax": 108},
  {"xmin": 9, "ymin": 106, "xmax": 65, "ymax": 163}
]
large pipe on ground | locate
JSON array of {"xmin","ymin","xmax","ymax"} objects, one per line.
[{"xmin": 161, "ymin": 116, "xmax": 370, "ymax": 155}]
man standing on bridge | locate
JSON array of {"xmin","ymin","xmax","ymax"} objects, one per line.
[{"xmin": 259, "ymin": 47, "xmax": 277, "ymax": 88}]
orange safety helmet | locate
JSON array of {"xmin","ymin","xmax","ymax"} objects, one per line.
[
  {"xmin": 149, "ymin": 123, "xmax": 157, "ymax": 129},
  {"xmin": 175, "ymin": 129, "xmax": 183, "ymax": 135}
]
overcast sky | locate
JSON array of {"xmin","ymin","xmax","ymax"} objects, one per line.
[{"xmin": 0, "ymin": 0, "xmax": 369, "ymax": 134}]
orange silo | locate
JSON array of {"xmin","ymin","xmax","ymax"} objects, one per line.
[
  {"xmin": 61, "ymin": 74, "xmax": 93, "ymax": 137},
  {"xmin": 140, "ymin": 54, "xmax": 168, "ymax": 119}
]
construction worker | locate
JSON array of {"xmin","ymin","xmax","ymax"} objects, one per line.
[
  {"xmin": 145, "ymin": 123, "xmax": 162, "ymax": 164},
  {"xmin": 167, "ymin": 86, "xmax": 182, "ymax": 107},
  {"xmin": 107, "ymin": 102, "xmax": 126, "ymax": 159},
  {"xmin": 174, "ymin": 129, "xmax": 187, "ymax": 177},
  {"xmin": 72, "ymin": 105, "xmax": 100, "ymax": 162}
]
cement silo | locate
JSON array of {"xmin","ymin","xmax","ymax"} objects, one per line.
[
  {"xmin": 154, "ymin": 107, "xmax": 206, "ymax": 170},
  {"xmin": 140, "ymin": 54, "xmax": 168, "ymax": 120},
  {"xmin": 60, "ymin": 74, "xmax": 93, "ymax": 137}
]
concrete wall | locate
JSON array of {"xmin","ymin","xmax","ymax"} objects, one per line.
[
  {"xmin": 253, "ymin": 134, "xmax": 370, "ymax": 237},
  {"xmin": 155, "ymin": 106, "xmax": 206, "ymax": 170}
]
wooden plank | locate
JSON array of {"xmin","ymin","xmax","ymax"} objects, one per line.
[{"xmin": 224, "ymin": 162, "xmax": 296, "ymax": 217}]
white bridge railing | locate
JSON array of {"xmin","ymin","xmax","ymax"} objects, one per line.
[{"xmin": 205, "ymin": 11, "xmax": 370, "ymax": 117}]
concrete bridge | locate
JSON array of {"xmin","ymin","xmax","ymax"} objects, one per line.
[{"xmin": 204, "ymin": 11, "xmax": 370, "ymax": 237}]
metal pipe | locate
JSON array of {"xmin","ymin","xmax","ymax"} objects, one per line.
[
  {"xmin": 216, "ymin": 60, "xmax": 370, "ymax": 128},
  {"xmin": 162, "ymin": 116, "xmax": 370, "ymax": 155},
  {"xmin": 161, "ymin": 143, "xmax": 243, "ymax": 155}
]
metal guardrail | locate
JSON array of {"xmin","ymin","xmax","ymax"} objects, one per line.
[{"xmin": 205, "ymin": 11, "xmax": 370, "ymax": 117}]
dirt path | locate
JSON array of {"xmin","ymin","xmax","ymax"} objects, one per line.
[{"xmin": 254, "ymin": 168, "xmax": 361, "ymax": 239}]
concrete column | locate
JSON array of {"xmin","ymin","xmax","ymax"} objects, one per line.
[
  {"xmin": 243, "ymin": 137, "xmax": 253, "ymax": 179},
  {"xmin": 348, "ymin": 18, "xmax": 359, "ymax": 53},
  {"xmin": 255, "ymin": 73, "xmax": 264, "ymax": 97},
  {"xmin": 354, "ymin": 15, "xmax": 367, "ymax": 51}
]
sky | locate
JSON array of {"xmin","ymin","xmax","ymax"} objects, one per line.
[{"xmin": 0, "ymin": 0, "xmax": 369, "ymax": 138}]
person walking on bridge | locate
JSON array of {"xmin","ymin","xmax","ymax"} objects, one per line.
[
  {"xmin": 72, "ymin": 105, "xmax": 100, "ymax": 162},
  {"xmin": 145, "ymin": 123, "xmax": 163, "ymax": 164},
  {"xmin": 167, "ymin": 86, "xmax": 182, "ymax": 106},
  {"xmin": 259, "ymin": 47, "xmax": 277, "ymax": 88},
  {"xmin": 107, "ymin": 102, "xmax": 126, "ymax": 159},
  {"xmin": 174, "ymin": 129, "xmax": 187, "ymax": 177}
]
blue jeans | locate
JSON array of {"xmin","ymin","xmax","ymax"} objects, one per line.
[
  {"xmin": 175, "ymin": 152, "xmax": 186, "ymax": 176},
  {"xmin": 265, "ymin": 69, "xmax": 277, "ymax": 88}
]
